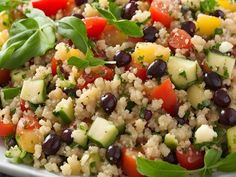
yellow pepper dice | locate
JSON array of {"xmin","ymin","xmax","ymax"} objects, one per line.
[
  {"xmin": 196, "ymin": 14, "xmax": 222, "ymax": 37},
  {"xmin": 218, "ymin": 0, "xmax": 236, "ymax": 12},
  {"xmin": 0, "ymin": 30, "xmax": 9, "ymax": 47},
  {"xmin": 0, "ymin": 11, "xmax": 10, "ymax": 32},
  {"xmin": 132, "ymin": 42, "xmax": 170, "ymax": 64}
]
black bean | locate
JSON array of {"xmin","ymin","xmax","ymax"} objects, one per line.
[
  {"xmin": 5, "ymin": 136, "xmax": 17, "ymax": 150},
  {"xmin": 61, "ymin": 129, "xmax": 73, "ymax": 145},
  {"xmin": 204, "ymin": 72, "xmax": 222, "ymax": 91},
  {"xmin": 121, "ymin": 1, "xmax": 138, "ymax": 20},
  {"xmin": 212, "ymin": 10, "xmax": 225, "ymax": 19},
  {"xmin": 74, "ymin": 0, "xmax": 87, "ymax": 6},
  {"xmin": 100, "ymin": 93, "xmax": 117, "ymax": 114},
  {"xmin": 143, "ymin": 109, "xmax": 152, "ymax": 121},
  {"xmin": 213, "ymin": 89, "xmax": 231, "ymax": 108},
  {"xmin": 42, "ymin": 133, "xmax": 61, "ymax": 155},
  {"xmin": 163, "ymin": 151, "xmax": 178, "ymax": 164},
  {"xmin": 181, "ymin": 21, "xmax": 196, "ymax": 37},
  {"xmin": 106, "ymin": 145, "xmax": 122, "ymax": 166},
  {"xmin": 143, "ymin": 26, "xmax": 158, "ymax": 42},
  {"xmin": 219, "ymin": 108, "xmax": 236, "ymax": 126},
  {"xmin": 175, "ymin": 117, "xmax": 188, "ymax": 125},
  {"xmin": 147, "ymin": 60, "xmax": 167, "ymax": 79},
  {"xmin": 113, "ymin": 51, "xmax": 132, "ymax": 67}
]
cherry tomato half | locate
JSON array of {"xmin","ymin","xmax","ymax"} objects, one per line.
[
  {"xmin": 168, "ymin": 28, "xmax": 192, "ymax": 49},
  {"xmin": 0, "ymin": 69, "xmax": 10, "ymax": 86},
  {"xmin": 32, "ymin": 0, "xmax": 68, "ymax": 16},
  {"xmin": 176, "ymin": 145, "xmax": 205, "ymax": 170},
  {"xmin": 150, "ymin": 0, "xmax": 173, "ymax": 28}
]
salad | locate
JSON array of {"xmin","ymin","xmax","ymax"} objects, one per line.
[{"xmin": 0, "ymin": 0, "xmax": 236, "ymax": 176}]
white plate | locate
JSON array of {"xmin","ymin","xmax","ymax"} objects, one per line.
[{"xmin": 0, "ymin": 139, "xmax": 236, "ymax": 177}]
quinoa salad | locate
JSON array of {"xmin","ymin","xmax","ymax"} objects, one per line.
[{"xmin": 1, "ymin": 0, "xmax": 236, "ymax": 176}]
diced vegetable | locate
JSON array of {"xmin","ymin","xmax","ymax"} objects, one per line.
[
  {"xmin": 10, "ymin": 69, "xmax": 27, "ymax": 85},
  {"xmin": 81, "ymin": 152, "xmax": 101, "ymax": 176},
  {"xmin": 0, "ymin": 29, "xmax": 9, "ymax": 47},
  {"xmin": 218, "ymin": 0, "xmax": 236, "ymax": 12},
  {"xmin": 207, "ymin": 51, "xmax": 236, "ymax": 79},
  {"xmin": 187, "ymin": 84, "xmax": 210, "ymax": 109},
  {"xmin": 168, "ymin": 29, "xmax": 192, "ymax": 49},
  {"xmin": 196, "ymin": 14, "xmax": 221, "ymax": 36},
  {"xmin": 150, "ymin": 0, "xmax": 172, "ymax": 28},
  {"xmin": 51, "ymin": 58, "xmax": 58, "ymax": 76},
  {"xmin": 132, "ymin": 42, "xmax": 170, "ymax": 64},
  {"xmin": 72, "ymin": 128, "xmax": 88, "ymax": 148},
  {"xmin": 227, "ymin": 126, "xmax": 236, "ymax": 153},
  {"xmin": 54, "ymin": 98, "xmax": 75, "ymax": 124},
  {"xmin": 1, "ymin": 87, "xmax": 21, "ymax": 107},
  {"xmin": 32, "ymin": 0, "xmax": 68, "ymax": 16},
  {"xmin": 149, "ymin": 79, "xmax": 178, "ymax": 115},
  {"xmin": 164, "ymin": 133, "xmax": 178, "ymax": 149},
  {"xmin": 87, "ymin": 117, "xmax": 119, "ymax": 148},
  {"xmin": 0, "ymin": 11, "xmax": 10, "ymax": 31},
  {"xmin": 20, "ymin": 80, "xmax": 46, "ymax": 104},
  {"xmin": 132, "ymin": 63, "xmax": 148, "ymax": 81},
  {"xmin": 0, "ymin": 121, "xmax": 16, "ymax": 137},
  {"xmin": 167, "ymin": 56, "xmax": 198, "ymax": 89},
  {"xmin": 16, "ymin": 115, "xmax": 42, "ymax": 153},
  {"xmin": 83, "ymin": 17, "xmax": 107, "ymax": 39}
]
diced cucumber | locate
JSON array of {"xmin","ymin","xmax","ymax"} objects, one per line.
[
  {"xmin": 57, "ymin": 79, "xmax": 76, "ymax": 89},
  {"xmin": 167, "ymin": 56, "xmax": 198, "ymax": 89},
  {"xmin": 187, "ymin": 84, "xmax": 210, "ymax": 109},
  {"xmin": 72, "ymin": 128, "xmax": 88, "ymax": 148},
  {"xmin": 0, "ymin": 87, "xmax": 21, "ymax": 107},
  {"xmin": 54, "ymin": 98, "xmax": 74, "ymax": 124},
  {"xmin": 81, "ymin": 152, "xmax": 101, "ymax": 176},
  {"xmin": 88, "ymin": 117, "xmax": 119, "ymax": 148},
  {"xmin": 10, "ymin": 69, "xmax": 27, "ymax": 85},
  {"xmin": 5, "ymin": 145, "xmax": 33, "ymax": 165},
  {"xmin": 164, "ymin": 133, "xmax": 178, "ymax": 149},
  {"xmin": 207, "ymin": 51, "xmax": 236, "ymax": 79},
  {"xmin": 227, "ymin": 126, "xmax": 236, "ymax": 153},
  {"xmin": 20, "ymin": 80, "xmax": 46, "ymax": 104}
]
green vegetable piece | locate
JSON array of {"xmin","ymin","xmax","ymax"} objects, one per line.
[
  {"xmin": 1, "ymin": 87, "xmax": 21, "ymax": 100},
  {"xmin": 217, "ymin": 153, "xmax": 236, "ymax": 172},
  {"xmin": 164, "ymin": 133, "xmax": 178, "ymax": 149},
  {"xmin": 200, "ymin": 0, "xmax": 217, "ymax": 13}
]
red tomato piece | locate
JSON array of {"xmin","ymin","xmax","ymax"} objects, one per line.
[
  {"xmin": 149, "ymin": 79, "xmax": 178, "ymax": 115},
  {"xmin": 0, "ymin": 121, "xmax": 16, "ymax": 137},
  {"xmin": 51, "ymin": 58, "xmax": 58, "ymax": 76},
  {"xmin": 83, "ymin": 17, "xmax": 107, "ymax": 39},
  {"xmin": 150, "ymin": 0, "xmax": 173, "ymax": 28},
  {"xmin": 78, "ymin": 66, "xmax": 114, "ymax": 89},
  {"xmin": 176, "ymin": 145, "xmax": 205, "ymax": 170},
  {"xmin": 16, "ymin": 115, "xmax": 40, "ymax": 134},
  {"xmin": 132, "ymin": 63, "xmax": 148, "ymax": 81},
  {"xmin": 128, "ymin": 37, "xmax": 144, "ymax": 44},
  {"xmin": 168, "ymin": 28, "xmax": 192, "ymax": 49},
  {"xmin": 32, "ymin": 0, "xmax": 68, "ymax": 16},
  {"xmin": 121, "ymin": 148, "xmax": 144, "ymax": 177},
  {"xmin": 0, "ymin": 69, "xmax": 10, "ymax": 86}
]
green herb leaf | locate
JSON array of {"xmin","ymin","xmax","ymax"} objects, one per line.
[
  {"xmin": 67, "ymin": 56, "xmax": 90, "ymax": 69},
  {"xmin": 137, "ymin": 157, "xmax": 187, "ymax": 177},
  {"xmin": 0, "ymin": 8, "xmax": 56, "ymax": 69},
  {"xmin": 214, "ymin": 28, "xmax": 223, "ymax": 35},
  {"xmin": 95, "ymin": 3, "xmax": 143, "ymax": 37},
  {"xmin": 0, "ymin": 0, "xmax": 29, "ymax": 12},
  {"xmin": 57, "ymin": 16, "xmax": 88, "ymax": 54},
  {"xmin": 217, "ymin": 153, "xmax": 236, "ymax": 172},
  {"xmin": 200, "ymin": 0, "xmax": 217, "ymax": 13}
]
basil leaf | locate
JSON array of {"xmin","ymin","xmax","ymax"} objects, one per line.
[
  {"xmin": 0, "ymin": 9, "xmax": 56, "ymax": 69},
  {"xmin": 68, "ymin": 56, "xmax": 90, "ymax": 69},
  {"xmin": 204, "ymin": 149, "xmax": 222, "ymax": 167},
  {"xmin": 114, "ymin": 20, "xmax": 143, "ymax": 37},
  {"xmin": 217, "ymin": 153, "xmax": 236, "ymax": 172},
  {"xmin": 108, "ymin": 2, "xmax": 122, "ymax": 19},
  {"xmin": 57, "ymin": 16, "xmax": 88, "ymax": 53},
  {"xmin": 200, "ymin": 0, "xmax": 217, "ymax": 13},
  {"xmin": 95, "ymin": 6, "xmax": 116, "ymax": 20},
  {"xmin": 137, "ymin": 157, "xmax": 187, "ymax": 177},
  {"xmin": 0, "ymin": 0, "xmax": 29, "ymax": 12}
]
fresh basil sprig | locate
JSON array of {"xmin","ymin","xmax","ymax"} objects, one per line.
[
  {"xmin": 0, "ymin": 0, "xmax": 29, "ymax": 12},
  {"xmin": 200, "ymin": 0, "xmax": 217, "ymax": 13},
  {"xmin": 137, "ymin": 149, "xmax": 236, "ymax": 177},
  {"xmin": 0, "ymin": 9, "xmax": 56, "ymax": 69},
  {"xmin": 95, "ymin": 2, "xmax": 143, "ymax": 37}
]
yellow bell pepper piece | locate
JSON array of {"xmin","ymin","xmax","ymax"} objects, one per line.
[
  {"xmin": 132, "ymin": 42, "xmax": 170, "ymax": 64},
  {"xmin": 0, "ymin": 29, "xmax": 9, "ymax": 47},
  {"xmin": 196, "ymin": 14, "xmax": 221, "ymax": 36},
  {"xmin": 218, "ymin": 0, "xmax": 236, "ymax": 12},
  {"xmin": 0, "ymin": 11, "xmax": 10, "ymax": 32}
]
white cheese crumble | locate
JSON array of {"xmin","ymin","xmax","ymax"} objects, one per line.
[
  {"xmin": 195, "ymin": 124, "xmax": 217, "ymax": 144},
  {"xmin": 219, "ymin": 41, "xmax": 233, "ymax": 53}
]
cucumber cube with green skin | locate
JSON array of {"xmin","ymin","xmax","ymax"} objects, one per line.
[
  {"xmin": 227, "ymin": 126, "xmax": 236, "ymax": 153},
  {"xmin": 72, "ymin": 128, "xmax": 88, "ymax": 148},
  {"xmin": 167, "ymin": 56, "xmax": 198, "ymax": 89},
  {"xmin": 187, "ymin": 84, "xmax": 210, "ymax": 109},
  {"xmin": 81, "ymin": 152, "xmax": 101, "ymax": 176},
  {"xmin": 164, "ymin": 133, "xmax": 178, "ymax": 149},
  {"xmin": 5, "ymin": 145, "xmax": 32, "ymax": 164},
  {"xmin": 20, "ymin": 80, "xmax": 46, "ymax": 104},
  {"xmin": 10, "ymin": 69, "xmax": 27, "ymax": 85},
  {"xmin": 88, "ymin": 117, "xmax": 119, "ymax": 148},
  {"xmin": 1, "ymin": 87, "xmax": 21, "ymax": 107},
  {"xmin": 54, "ymin": 98, "xmax": 75, "ymax": 124},
  {"xmin": 207, "ymin": 51, "xmax": 236, "ymax": 79}
]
